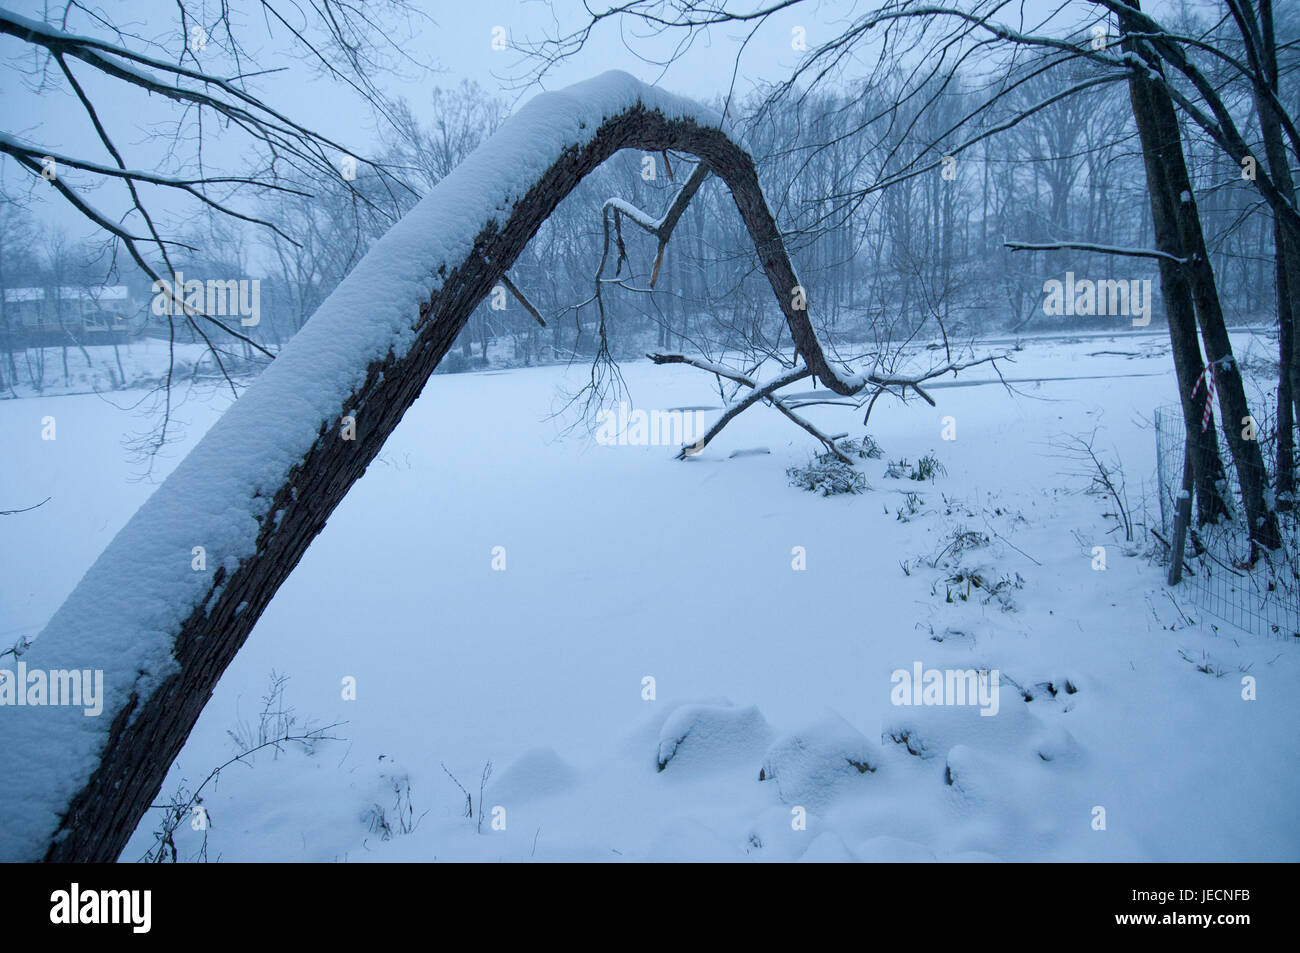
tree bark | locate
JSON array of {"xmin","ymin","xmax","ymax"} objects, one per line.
[
  {"xmin": 1276, "ymin": 235, "xmax": 1296, "ymax": 504},
  {"xmin": 1253, "ymin": 0, "xmax": 1298, "ymax": 502}
]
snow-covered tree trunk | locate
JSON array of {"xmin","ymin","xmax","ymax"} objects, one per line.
[{"xmin": 0, "ymin": 72, "xmax": 858, "ymax": 862}]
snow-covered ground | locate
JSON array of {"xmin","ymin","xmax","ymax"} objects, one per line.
[{"xmin": 2, "ymin": 330, "xmax": 1297, "ymax": 862}]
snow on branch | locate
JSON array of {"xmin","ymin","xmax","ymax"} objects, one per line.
[
  {"xmin": 1004, "ymin": 240, "xmax": 1189, "ymax": 265},
  {"xmin": 603, "ymin": 161, "xmax": 711, "ymax": 288}
]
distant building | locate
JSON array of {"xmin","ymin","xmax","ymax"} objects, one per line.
[{"xmin": 2, "ymin": 285, "xmax": 144, "ymax": 345}]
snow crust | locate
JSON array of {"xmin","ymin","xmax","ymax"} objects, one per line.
[{"xmin": 4, "ymin": 331, "xmax": 1297, "ymax": 863}]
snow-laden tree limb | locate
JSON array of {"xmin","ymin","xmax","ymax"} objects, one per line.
[
  {"xmin": 0, "ymin": 71, "xmax": 861, "ymax": 862},
  {"xmin": 1004, "ymin": 239, "xmax": 1190, "ymax": 264},
  {"xmin": 646, "ymin": 354, "xmax": 849, "ymax": 461}
]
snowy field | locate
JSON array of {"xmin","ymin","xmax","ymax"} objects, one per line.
[{"xmin": 2, "ymin": 330, "xmax": 1297, "ymax": 862}]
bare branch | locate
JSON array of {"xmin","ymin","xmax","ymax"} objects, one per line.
[{"xmin": 1005, "ymin": 239, "xmax": 1189, "ymax": 264}]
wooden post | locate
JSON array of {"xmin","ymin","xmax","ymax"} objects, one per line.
[{"xmin": 1168, "ymin": 442, "xmax": 1194, "ymax": 585}]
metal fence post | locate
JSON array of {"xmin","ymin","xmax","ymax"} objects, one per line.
[{"xmin": 1167, "ymin": 442, "xmax": 1193, "ymax": 586}]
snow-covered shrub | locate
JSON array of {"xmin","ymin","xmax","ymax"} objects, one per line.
[
  {"xmin": 886, "ymin": 454, "xmax": 946, "ymax": 481},
  {"xmin": 885, "ymin": 458, "xmax": 910, "ymax": 479},
  {"xmin": 942, "ymin": 567, "xmax": 1024, "ymax": 610},
  {"xmin": 836, "ymin": 434, "xmax": 884, "ymax": 459},
  {"xmin": 913, "ymin": 453, "xmax": 947, "ymax": 481},
  {"xmin": 226, "ymin": 670, "xmax": 321, "ymax": 757},
  {"xmin": 362, "ymin": 772, "xmax": 426, "ymax": 841},
  {"xmin": 787, "ymin": 454, "xmax": 868, "ymax": 496},
  {"xmin": 895, "ymin": 491, "xmax": 924, "ymax": 522},
  {"xmin": 930, "ymin": 526, "xmax": 990, "ymax": 568}
]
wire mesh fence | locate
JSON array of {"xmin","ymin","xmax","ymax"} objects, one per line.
[{"xmin": 1154, "ymin": 404, "xmax": 1300, "ymax": 640}]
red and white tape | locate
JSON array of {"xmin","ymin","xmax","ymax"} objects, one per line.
[{"xmin": 1191, "ymin": 357, "xmax": 1232, "ymax": 432}]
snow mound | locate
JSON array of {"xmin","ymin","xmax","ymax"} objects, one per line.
[
  {"xmin": 882, "ymin": 684, "xmax": 1037, "ymax": 760},
  {"xmin": 656, "ymin": 703, "xmax": 773, "ymax": 772},
  {"xmin": 798, "ymin": 831, "xmax": 857, "ymax": 862},
  {"xmin": 943, "ymin": 743, "xmax": 994, "ymax": 795},
  {"xmin": 488, "ymin": 747, "xmax": 580, "ymax": 804},
  {"xmin": 644, "ymin": 817, "xmax": 743, "ymax": 862},
  {"xmin": 743, "ymin": 805, "xmax": 822, "ymax": 861},
  {"xmin": 856, "ymin": 834, "xmax": 937, "ymax": 863},
  {"xmin": 930, "ymin": 626, "xmax": 977, "ymax": 644},
  {"xmin": 1030, "ymin": 724, "xmax": 1081, "ymax": 764},
  {"xmin": 759, "ymin": 712, "xmax": 880, "ymax": 806},
  {"xmin": 940, "ymin": 744, "xmax": 1070, "ymax": 859}
]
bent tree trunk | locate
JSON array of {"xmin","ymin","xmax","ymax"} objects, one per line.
[{"xmin": 0, "ymin": 73, "xmax": 858, "ymax": 863}]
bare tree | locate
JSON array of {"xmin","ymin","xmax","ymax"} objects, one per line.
[
  {"xmin": 0, "ymin": 2, "xmax": 429, "ymax": 447},
  {"xmin": 0, "ymin": 196, "xmax": 38, "ymax": 393}
]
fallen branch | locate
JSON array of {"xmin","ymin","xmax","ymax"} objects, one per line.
[
  {"xmin": 862, "ymin": 354, "xmax": 1008, "ymax": 427},
  {"xmin": 649, "ymin": 354, "xmax": 849, "ymax": 462},
  {"xmin": 650, "ymin": 349, "xmax": 1009, "ymax": 461}
]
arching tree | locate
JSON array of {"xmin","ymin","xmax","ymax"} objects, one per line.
[{"xmin": 0, "ymin": 71, "xmax": 870, "ymax": 863}]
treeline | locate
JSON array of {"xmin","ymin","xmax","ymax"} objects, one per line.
[{"xmin": 2, "ymin": 9, "xmax": 1291, "ymax": 375}]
